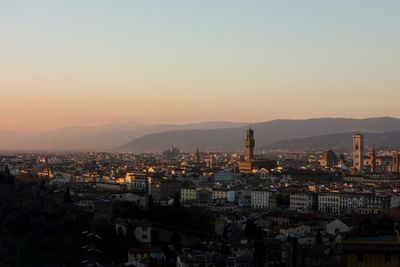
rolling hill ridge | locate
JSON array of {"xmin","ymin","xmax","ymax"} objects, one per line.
[{"xmin": 120, "ymin": 117, "xmax": 400, "ymax": 152}]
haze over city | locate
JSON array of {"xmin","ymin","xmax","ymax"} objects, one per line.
[{"xmin": 1, "ymin": 0, "xmax": 400, "ymax": 132}]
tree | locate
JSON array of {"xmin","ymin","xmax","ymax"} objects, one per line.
[
  {"xmin": 220, "ymin": 241, "xmax": 230, "ymax": 256},
  {"xmin": 114, "ymin": 226, "xmax": 128, "ymax": 263},
  {"xmin": 173, "ymin": 193, "xmax": 180, "ymax": 208},
  {"xmin": 171, "ymin": 230, "xmax": 181, "ymax": 250},
  {"xmin": 244, "ymin": 219, "xmax": 261, "ymax": 240},
  {"xmin": 39, "ymin": 179, "xmax": 46, "ymax": 190},
  {"xmin": 126, "ymin": 223, "xmax": 140, "ymax": 248},
  {"xmin": 254, "ymin": 240, "xmax": 266, "ymax": 267},
  {"xmin": 290, "ymin": 237, "xmax": 298, "ymax": 267},
  {"xmin": 276, "ymin": 193, "xmax": 290, "ymax": 208},
  {"xmin": 148, "ymin": 194, "xmax": 154, "ymax": 210},
  {"xmin": 151, "ymin": 230, "xmax": 159, "ymax": 246},
  {"xmin": 4, "ymin": 165, "xmax": 10, "ymax": 177},
  {"xmin": 316, "ymin": 230, "xmax": 323, "ymax": 245},
  {"xmin": 64, "ymin": 186, "xmax": 72, "ymax": 203}
]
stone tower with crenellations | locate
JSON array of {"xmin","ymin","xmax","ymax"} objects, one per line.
[
  {"xmin": 353, "ymin": 133, "xmax": 364, "ymax": 174},
  {"xmin": 245, "ymin": 127, "xmax": 255, "ymax": 162}
]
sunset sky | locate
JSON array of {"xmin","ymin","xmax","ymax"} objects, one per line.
[{"xmin": 1, "ymin": 1, "xmax": 400, "ymax": 132}]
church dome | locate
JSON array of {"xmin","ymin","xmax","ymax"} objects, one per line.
[{"xmin": 321, "ymin": 150, "xmax": 338, "ymax": 162}]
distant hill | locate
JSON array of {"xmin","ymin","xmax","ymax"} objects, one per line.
[
  {"xmin": 2, "ymin": 117, "xmax": 400, "ymax": 151},
  {"xmin": 259, "ymin": 131, "xmax": 400, "ymax": 151},
  {"xmin": 0, "ymin": 121, "xmax": 246, "ymax": 151},
  {"xmin": 120, "ymin": 117, "xmax": 400, "ymax": 152}
]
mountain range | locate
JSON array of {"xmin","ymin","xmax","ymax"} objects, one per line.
[
  {"xmin": 1, "ymin": 117, "xmax": 400, "ymax": 152},
  {"xmin": 0, "ymin": 121, "xmax": 246, "ymax": 151},
  {"xmin": 120, "ymin": 117, "xmax": 400, "ymax": 152},
  {"xmin": 260, "ymin": 131, "xmax": 400, "ymax": 151}
]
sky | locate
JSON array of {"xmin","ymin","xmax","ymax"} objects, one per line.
[{"xmin": 1, "ymin": 0, "xmax": 400, "ymax": 132}]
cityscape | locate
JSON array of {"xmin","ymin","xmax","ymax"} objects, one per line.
[
  {"xmin": 2, "ymin": 1, "xmax": 400, "ymax": 267},
  {"xmin": 2, "ymin": 127, "xmax": 400, "ymax": 267}
]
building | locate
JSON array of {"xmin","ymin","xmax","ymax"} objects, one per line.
[
  {"xmin": 320, "ymin": 150, "xmax": 338, "ymax": 168},
  {"xmin": 115, "ymin": 219, "xmax": 152, "ymax": 246},
  {"xmin": 128, "ymin": 173, "xmax": 149, "ymax": 191},
  {"xmin": 391, "ymin": 194, "xmax": 400, "ymax": 208},
  {"xmin": 181, "ymin": 187, "xmax": 197, "ymax": 202},
  {"xmin": 128, "ymin": 247, "xmax": 166, "ymax": 266},
  {"xmin": 349, "ymin": 133, "xmax": 400, "ymax": 174},
  {"xmin": 150, "ymin": 178, "xmax": 182, "ymax": 201},
  {"xmin": 326, "ymin": 219, "xmax": 351, "ymax": 236},
  {"xmin": 197, "ymin": 187, "xmax": 213, "ymax": 203},
  {"xmin": 240, "ymin": 127, "xmax": 255, "ymax": 173},
  {"xmin": 392, "ymin": 151, "xmax": 399, "ymax": 173},
  {"xmin": 339, "ymin": 194, "xmax": 366, "ymax": 213},
  {"xmin": 227, "ymin": 189, "xmax": 251, "ymax": 207},
  {"xmin": 181, "ymin": 187, "xmax": 228, "ymax": 203},
  {"xmin": 176, "ymin": 250, "xmax": 236, "ymax": 267},
  {"xmin": 344, "ymin": 234, "xmax": 400, "ymax": 267},
  {"xmin": 111, "ymin": 192, "xmax": 147, "ymax": 208},
  {"xmin": 96, "ymin": 182, "xmax": 126, "ymax": 191},
  {"xmin": 239, "ymin": 128, "xmax": 276, "ymax": 173},
  {"xmin": 250, "ymin": 190, "xmax": 272, "ymax": 209},
  {"xmin": 290, "ymin": 192, "xmax": 318, "ymax": 213},
  {"xmin": 370, "ymin": 148, "xmax": 377, "ymax": 173},
  {"xmin": 279, "ymin": 225, "xmax": 311, "ymax": 239},
  {"xmin": 244, "ymin": 127, "xmax": 255, "ymax": 162},
  {"xmin": 352, "ymin": 133, "xmax": 364, "ymax": 174},
  {"xmin": 364, "ymin": 194, "xmax": 391, "ymax": 215},
  {"xmin": 343, "ymin": 173, "xmax": 400, "ymax": 184},
  {"xmin": 195, "ymin": 148, "xmax": 200, "ymax": 165},
  {"xmin": 352, "ymin": 135, "xmax": 399, "ymax": 174},
  {"xmin": 318, "ymin": 193, "xmax": 340, "ymax": 214},
  {"xmin": 212, "ymin": 188, "xmax": 228, "ymax": 200},
  {"xmin": 205, "ymin": 155, "xmax": 214, "ymax": 169},
  {"xmin": 163, "ymin": 147, "xmax": 180, "ymax": 161},
  {"xmin": 364, "ymin": 154, "xmax": 393, "ymax": 174}
]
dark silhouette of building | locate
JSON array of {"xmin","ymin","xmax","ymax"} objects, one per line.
[
  {"xmin": 370, "ymin": 148, "xmax": 377, "ymax": 173},
  {"xmin": 392, "ymin": 151, "xmax": 399, "ymax": 173},
  {"xmin": 163, "ymin": 147, "xmax": 180, "ymax": 161},
  {"xmin": 245, "ymin": 127, "xmax": 255, "ymax": 162},
  {"xmin": 239, "ymin": 128, "xmax": 276, "ymax": 173},
  {"xmin": 352, "ymin": 133, "xmax": 364, "ymax": 174}
]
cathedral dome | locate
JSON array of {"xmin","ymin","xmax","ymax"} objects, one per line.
[
  {"xmin": 320, "ymin": 150, "xmax": 338, "ymax": 167},
  {"xmin": 321, "ymin": 150, "xmax": 338, "ymax": 162}
]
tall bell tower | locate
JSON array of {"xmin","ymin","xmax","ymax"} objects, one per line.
[
  {"xmin": 392, "ymin": 151, "xmax": 399, "ymax": 173},
  {"xmin": 353, "ymin": 133, "xmax": 364, "ymax": 174},
  {"xmin": 370, "ymin": 148, "xmax": 376, "ymax": 173},
  {"xmin": 245, "ymin": 127, "xmax": 255, "ymax": 162}
]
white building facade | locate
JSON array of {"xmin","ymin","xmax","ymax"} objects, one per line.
[
  {"xmin": 290, "ymin": 192, "xmax": 316, "ymax": 213},
  {"xmin": 318, "ymin": 193, "xmax": 340, "ymax": 214},
  {"xmin": 251, "ymin": 190, "xmax": 272, "ymax": 209}
]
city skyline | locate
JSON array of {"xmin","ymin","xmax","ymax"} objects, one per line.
[
  {"xmin": 2, "ymin": 0, "xmax": 400, "ymax": 131},
  {"xmin": 3, "ymin": 2, "xmax": 400, "ymax": 266}
]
